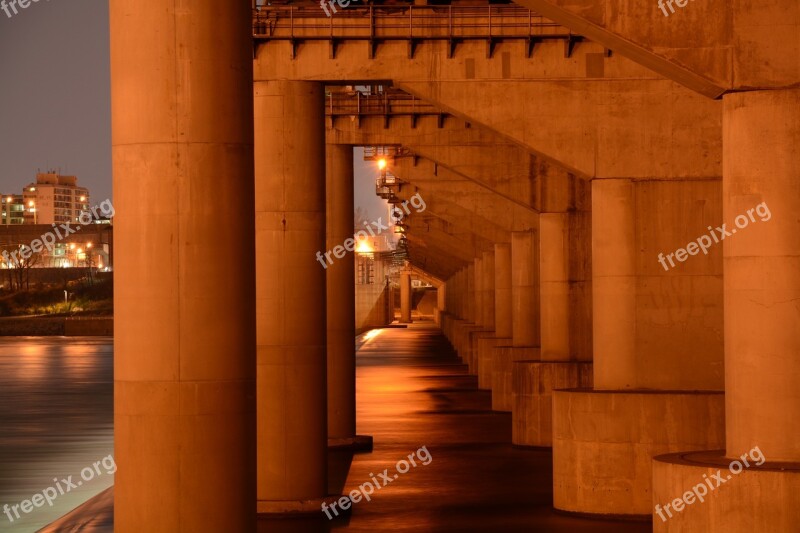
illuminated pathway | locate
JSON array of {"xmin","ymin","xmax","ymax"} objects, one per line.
[
  {"xmin": 43, "ymin": 324, "xmax": 651, "ymax": 531},
  {"xmin": 260, "ymin": 323, "xmax": 651, "ymax": 532}
]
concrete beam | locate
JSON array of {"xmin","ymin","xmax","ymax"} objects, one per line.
[
  {"xmin": 513, "ymin": 0, "xmax": 800, "ymax": 95},
  {"xmin": 398, "ymin": 79, "xmax": 722, "ymax": 180}
]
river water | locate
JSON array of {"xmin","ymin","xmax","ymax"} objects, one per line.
[{"xmin": 0, "ymin": 338, "xmax": 113, "ymax": 533}]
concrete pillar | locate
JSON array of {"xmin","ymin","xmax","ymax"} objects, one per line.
[
  {"xmin": 482, "ymin": 250, "xmax": 495, "ymax": 330},
  {"xmin": 325, "ymin": 144, "xmax": 370, "ymax": 451},
  {"xmin": 255, "ymin": 81, "xmax": 329, "ymax": 512},
  {"xmin": 452, "ymin": 272, "xmax": 459, "ymax": 319},
  {"xmin": 467, "ymin": 264, "xmax": 475, "ymax": 323},
  {"xmin": 473, "ymin": 257, "xmax": 483, "ymax": 327},
  {"xmin": 494, "ymin": 243, "xmax": 512, "ymax": 338},
  {"xmin": 110, "ymin": 0, "xmax": 256, "ymax": 529},
  {"xmin": 437, "ymin": 282, "xmax": 446, "ymax": 313},
  {"xmin": 400, "ymin": 269, "xmax": 412, "ymax": 323},
  {"xmin": 459, "ymin": 268, "xmax": 466, "ymax": 319},
  {"xmin": 591, "ymin": 179, "xmax": 636, "ymax": 389},
  {"xmin": 724, "ymin": 89, "xmax": 800, "ymax": 462},
  {"xmin": 511, "ymin": 231, "xmax": 539, "ymax": 347},
  {"xmin": 540, "ymin": 213, "xmax": 570, "ymax": 361}
]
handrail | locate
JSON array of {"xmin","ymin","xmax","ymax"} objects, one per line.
[
  {"xmin": 326, "ymin": 91, "xmax": 443, "ymax": 117},
  {"xmin": 253, "ymin": 5, "xmax": 569, "ymax": 40}
]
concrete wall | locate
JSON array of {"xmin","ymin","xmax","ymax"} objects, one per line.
[{"xmin": 356, "ymin": 281, "xmax": 392, "ymax": 333}]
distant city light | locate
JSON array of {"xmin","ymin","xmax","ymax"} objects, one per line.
[{"xmin": 355, "ymin": 237, "xmax": 374, "ymax": 254}]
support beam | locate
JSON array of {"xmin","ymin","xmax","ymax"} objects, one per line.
[
  {"xmin": 255, "ymin": 81, "xmax": 331, "ymax": 512},
  {"xmin": 110, "ymin": 1, "xmax": 256, "ymax": 530},
  {"xmin": 326, "ymin": 144, "xmax": 371, "ymax": 451},
  {"xmin": 511, "ymin": 231, "xmax": 540, "ymax": 347},
  {"xmin": 400, "ymin": 268, "xmax": 413, "ymax": 323}
]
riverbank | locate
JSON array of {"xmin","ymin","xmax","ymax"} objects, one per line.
[{"xmin": 0, "ymin": 316, "xmax": 113, "ymax": 336}]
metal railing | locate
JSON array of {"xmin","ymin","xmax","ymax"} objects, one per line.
[
  {"xmin": 253, "ymin": 4, "xmax": 576, "ymax": 57},
  {"xmin": 327, "ymin": 90, "xmax": 442, "ymax": 118},
  {"xmin": 363, "ymin": 145, "xmax": 414, "ymax": 160}
]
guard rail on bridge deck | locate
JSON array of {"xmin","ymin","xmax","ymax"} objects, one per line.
[
  {"xmin": 253, "ymin": 4, "xmax": 583, "ymax": 59},
  {"xmin": 326, "ymin": 89, "xmax": 449, "ymax": 128}
]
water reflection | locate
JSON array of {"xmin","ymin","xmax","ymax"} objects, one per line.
[{"xmin": 0, "ymin": 337, "xmax": 113, "ymax": 533}]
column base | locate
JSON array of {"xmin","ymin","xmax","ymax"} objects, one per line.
[
  {"xmin": 328, "ymin": 434, "xmax": 374, "ymax": 452},
  {"xmin": 553, "ymin": 389, "xmax": 725, "ymax": 516},
  {"xmin": 512, "ymin": 361, "xmax": 592, "ymax": 447},
  {"xmin": 257, "ymin": 495, "xmax": 343, "ymax": 516},
  {"xmin": 477, "ymin": 336, "xmax": 508, "ymax": 390},
  {"xmin": 652, "ymin": 450, "xmax": 800, "ymax": 532},
  {"xmin": 454, "ymin": 322, "xmax": 482, "ymax": 364},
  {"xmin": 468, "ymin": 329, "xmax": 494, "ymax": 375},
  {"xmin": 491, "ymin": 345, "xmax": 540, "ymax": 412}
]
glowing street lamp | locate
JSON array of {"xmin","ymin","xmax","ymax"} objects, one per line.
[{"xmin": 377, "ymin": 158, "xmax": 387, "ymax": 170}]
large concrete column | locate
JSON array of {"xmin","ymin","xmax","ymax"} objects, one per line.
[
  {"xmin": 400, "ymin": 268, "xmax": 412, "ymax": 323},
  {"xmin": 540, "ymin": 213, "xmax": 570, "ymax": 361},
  {"xmin": 494, "ymin": 243, "xmax": 512, "ymax": 338},
  {"xmin": 111, "ymin": 0, "xmax": 256, "ymax": 530},
  {"xmin": 724, "ymin": 89, "xmax": 800, "ymax": 461},
  {"xmin": 325, "ymin": 144, "xmax": 370, "ymax": 451},
  {"xmin": 591, "ymin": 179, "xmax": 636, "ymax": 389},
  {"xmin": 473, "ymin": 257, "xmax": 483, "ymax": 327},
  {"xmin": 437, "ymin": 282, "xmax": 446, "ymax": 314},
  {"xmin": 255, "ymin": 81, "xmax": 330, "ymax": 512},
  {"xmin": 482, "ymin": 250, "xmax": 495, "ymax": 330},
  {"xmin": 466, "ymin": 264, "xmax": 475, "ymax": 323},
  {"xmin": 511, "ymin": 231, "xmax": 539, "ymax": 347},
  {"xmin": 459, "ymin": 268, "xmax": 466, "ymax": 319}
]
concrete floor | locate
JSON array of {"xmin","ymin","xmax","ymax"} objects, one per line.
[
  {"xmin": 259, "ymin": 322, "xmax": 652, "ymax": 532},
  {"xmin": 43, "ymin": 321, "xmax": 653, "ymax": 532}
]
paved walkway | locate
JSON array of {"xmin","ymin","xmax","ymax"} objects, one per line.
[
  {"xmin": 44, "ymin": 322, "xmax": 652, "ymax": 532},
  {"xmin": 260, "ymin": 322, "xmax": 651, "ymax": 532}
]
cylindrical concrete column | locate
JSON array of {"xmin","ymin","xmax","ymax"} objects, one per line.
[
  {"xmin": 495, "ymin": 243, "xmax": 512, "ymax": 338},
  {"xmin": 724, "ymin": 89, "xmax": 800, "ymax": 461},
  {"xmin": 452, "ymin": 272, "xmax": 459, "ymax": 319},
  {"xmin": 511, "ymin": 231, "xmax": 540, "ymax": 347},
  {"xmin": 482, "ymin": 250, "xmax": 495, "ymax": 330},
  {"xmin": 466, "ymin": 267, "xmax": 471, "ymax": 319},
  {"xmin": 400, "ymin": 269, "xmax": 412, "ymax": 323},
  {"xmin": 459, "ymin": 268, "xmax": 466, "ymax": 319},
  {"xmin": 110, "ymin": 0, "xmax": 256, "ymax": 529},
  {"xmin": 255, "ymin": 81, "xmax": 328, "ymax": 510},
  {"xmin": 473, "ymin": 257, "xmax": 483, "ymax": 327},
  {"xmin": 591, "ymin": 179, "xmax": 636, "ymax": 390},
  {"xmin": 540, "ymin": 212, "xmax": 570, "ymax": 361},
  {"xmin": 325, "ymin": 144, "xmax": 357, "ymax": 444}
]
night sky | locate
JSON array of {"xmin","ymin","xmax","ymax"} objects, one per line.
[
  {"xmin": 0, "ymin": 0, "xmax": 111, "ymax": 203},
  {"xmin": 0, "ymin": 1, "xmax": 385, "ymax": 221}
]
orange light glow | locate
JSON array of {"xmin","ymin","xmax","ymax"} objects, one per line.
[
  {"xmin": 355, "ymin": 237, "xmax": 374, "ymax": 254},
  {"xmin": 363, "ymin": 329, "xmax": 383, "ymax": 342}
]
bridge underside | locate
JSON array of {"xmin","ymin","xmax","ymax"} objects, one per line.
[{"xmin": 106, "ymin": 1, "xmax": 800, "ymax": 531}]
